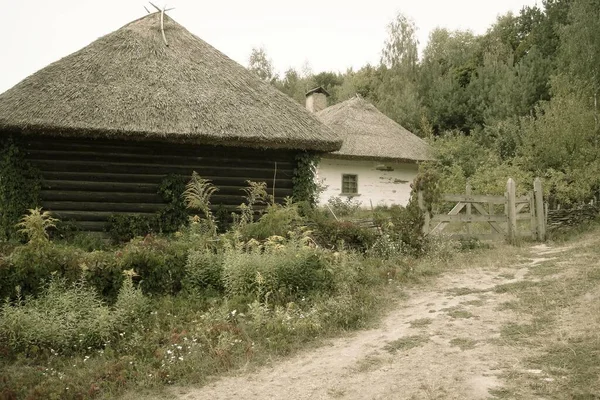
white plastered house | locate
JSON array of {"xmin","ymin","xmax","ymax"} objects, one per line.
[{"xmin": 305, "ymin": 87, "xmax": 432, "ymax": 207}]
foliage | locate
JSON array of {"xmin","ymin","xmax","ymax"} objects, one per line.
[
  {"xmin": 0, "ymin": 136, "xmax": 41, "ymax": 241},
  {"xmin": 183, "ymin": 249, "xmax": 224, "ymax": 294},
  {"xmin": 0, "ymin": 275, "xmax": 146, "ymax": 355},
  {"xmin": 292, "ymin": 152, "xmax": 320, "ymax": 205},
  {"xmin": 310, "ymin": 217, "xmax": 376, "ymax": 252},
  {"xmin": 248, "ymin": 47, "xmax": 277, "ymax": 83},
  {"xmin": 184, "ymin": 172, "xmax": 218, "ymax": 220},
  {"xmin": 222, "ymin": 240, "xmax": 334, "ymax": 304},
  {"xmin": 156, "ymin": 174, "xmax": 188, "ymax": 233},
  {"xmin": 115, "ymin": 235, "xmax": 189, "ymax": 296},
  {"xmin": 326, "ymin": 196, "xmax": 362, "ymax": 218},
  {"xmin": 16, "ymin": 207, "xmax": 57, "ymax": 245},
  {"xmin": 240, "ymin": 200, "xmax": 302, "ymax": 241},
  {"xmin": 106, "ymin": 174, "xmax": 190, "ymax": 243}
]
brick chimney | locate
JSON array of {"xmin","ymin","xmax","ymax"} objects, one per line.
[{"xmin": 305, "ymin": 86, "xmax": 330, "ymax": 113}]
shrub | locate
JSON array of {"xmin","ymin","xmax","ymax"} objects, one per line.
[
  {"xmin": 1, "ymin": 243, "xmax": 83, "ymax": 299},
  {"xmin": 222, "ymin": 242, "xmax": 333, "ymax": 304},
  {"xmin": 16, "ymin": 207, "xmax": 57, "ymax": 245},
  {"xmin": 240, "ymin": 202, "xmax": 302, "ymax": 241},
  {"xmin": 311, "ymin": 217, "xmax": 376, "ymax": 252},
  {"xmin": 116, "ymin": 235, "xmax": 189, "ymax": 295},
  {"xmin": 184, "ymin": 250, "xmax": 225, "ymax": 293},
  {"xmin": 0, "ymin": 278, "xmax": 114, "ymax": 353},
  {"xmin": 81, "ymin": 250, "xmax": 123, "ymax": 301},
  {"xmin": 376, "ymin": 203, "xmax": 426, "ymax": 256},
  {"xmin": 327, "ymin": 196, "xmax": 362, "ymax": 218}
]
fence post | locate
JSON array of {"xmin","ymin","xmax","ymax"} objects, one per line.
[
  {"xmin": 418, "ymin": 191, "xmax": 430, "ymax": 235},
  {"xmin": 534, "ymin": 177, "xmax": 546, "ymax": 241},
  {"xmin": 507, "ymin": 178, "xmax": 517, "ymax": 244},
  {"xmin": 529, "ymin": 191, "xmax": 536, "ymax": 240},
  {"xmin": 465, "ymin": 182, "xmax": 472, "ymax": 236}
]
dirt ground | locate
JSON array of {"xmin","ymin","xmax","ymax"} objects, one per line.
[{"xmin": 166, "ymin": 243, "xmax": 569, "ymax": 400}]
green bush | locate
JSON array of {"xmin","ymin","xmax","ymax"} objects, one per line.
[
  {"xmin": 311, "ymin": 218, "xmax": 376, "ymax": 252},
  {"xmin": 81, "ymin": 250, "xmax": 123, "ymax": 301},
  {"xmin": 116, "ymin": 235, "xmax": 189, "ymax": 295},
  {"xmin": 1, "ymin": 243, "xmax": 83, "ymax": 299},
  {"xmin": 0, "ymin": 278, "xmax": 114, "ymax": 353},
  {"xmin": 240, "ymin": 203, "xmax": 302, "ymax": 241},
  {"xmin": 223, "ymin": 243, "xmax": 333, "ymax": 304},
  {"xmin": 106, "ymin": 214, "xmax": 159, "ymax": 244},
  {"xmin": 376, "ymin": 204, "xmax": 426, "ymax": 256},
  {"xmin": 0, "ymin": 275, "xmax": 147, "ymax": 355},
  {"xmin": 327, "ymin": 196, "xmax": 362, "ymax": 218},
  {"xmin": 184, "ymin": 250, "xmax": 224, "ymax": 293}
]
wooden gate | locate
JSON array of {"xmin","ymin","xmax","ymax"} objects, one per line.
[{"xmin": 419, "ymin": 178, "xmax": 546, "ymax": 243}]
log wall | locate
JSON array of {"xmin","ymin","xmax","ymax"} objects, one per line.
[{"xmin": 23, "ymin": 136, "xmax": 297, "ymax": 231}]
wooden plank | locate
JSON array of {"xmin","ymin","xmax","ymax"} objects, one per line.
[
  {"xmin": 53, "ymin": 210, "xmax": 157, "ymax": 222},
  {"xmin": 534, "ymin": 178, "xmax": 546, "ymax": 241},
  {"xmin": 30, "ymin": 159, "xmax": 289, "ymax": 178},
  {"xmin": 42, "ymin": 180, "xmax": 158, "ymax": 193},
  {"xmin": 507, "ymin": 178, "xmax": 517, "ymax": 244},
  {"xmin": 73, "ymin": 221, "xmax": 107, "ymax": 232},
  {"xmin": 25, "ymin": 137, "xmax": 297, "ymax": 162},
  {"xmin": 516, "ymin": 202, "xmax": 528, "ymax": 214},
  {"xmin": 41, "ymin": 171, "xmax": 295, "ymax": 188},
  {"xmin": 471, "ymin": 203, "xmax": 505, "ymax": 234},
  {"xmin": 466, "ymin": 183, "xmax": 472, "ymax": 236},
  {"xmin": 27, "ymin": 149, "xmax": 295, "ymax": 169},
  {"xmin": 447, "ymin": 233, "xmax": 506, "ymax": 241},
  {"xmin": 41, "ymin": 190, "xmax": 164, "ymax": 204},
  {"xmin": 529, "ymin": 190, "xmax": 536, "ymax": 240},
  {"xmin": 42, "ymin": 201, "xmax": 166, "ymax": 213},
  {"xmin": 430, "ymin": 202, "xmax": 466, "ymax": 234},
  {"xmin": 431, "ymin": 214, "xmax": 508, "ymax": 223},
  {"xmin": 441, "ymin": 194, "xmax": 506, "ymax": 204},
  {"xmin": 40, "ymin": 180, "xmax": 293, "ymax": 197}
]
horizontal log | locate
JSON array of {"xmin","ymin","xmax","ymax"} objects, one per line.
[
  {"xmin": 40, "ymin": 180, "xmax": 294, "ymax": 198},
  {"xmin": 71, "ymin": 221, "xmax": 108, "ymax": 232},
  {"xmin": 30, "ymin": 159, "xmax": 293, "ymax": 179},
  {"xmin": 25, "ymin": 137, "xmax": 297, "ymax": 162},
  {"xmin": 442, "ymin": 194, "xmax": 506, "ymax": 204},
  {"xmin": 431, "ymin": 214, "xmax": 507, "ymax": 223},
  {"xmin": 40, "ymin": 172, "xmax": 294, "ymax": 188},
  {"xmin": 53, "ymin": 210, "xmax": 157, "ymax": 222},
  {"xmin": 444, "ymin": 233, "xmax": 506, "ymax": 241},
  {"xmin": 41, "ymin": 190, "xmax": 164, "ymax": 203},
  {"xmin": 27, "ymin": 149, "xmax": 295, "ymax": 169},
  {"xmin": 42, "ymin": 201, "xmax": 166, "ymax": 213},
  {"xmin": 42, "ymin": 180, "xmax": 158, "ymax": 193}
]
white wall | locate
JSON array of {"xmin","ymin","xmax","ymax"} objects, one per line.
[{"xmin": 316, "ymin": 157, "xmax": 419, "ymax": 207}]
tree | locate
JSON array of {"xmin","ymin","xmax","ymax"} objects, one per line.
[
  {"xmin": 381, "ymin": 12, "xmax": 419, "ymax": 71},
  {"xmin": 248, "ymin": 47, "xmax": 276, "ymax": 83}
]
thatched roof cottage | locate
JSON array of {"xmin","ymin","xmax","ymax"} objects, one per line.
[
  {"xmin": 0, "ymin": 13, "xmax": 341, "ymax": 231},
  {"xmin": 306, "ymin": 90, "xmax": 432, "ymax": 207}
]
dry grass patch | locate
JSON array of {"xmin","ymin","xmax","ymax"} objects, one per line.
[
  {"xmin": 383, "ymin": 335, "xmax": 429, "ymax": 354},
  {"xmin": 409, "ymin": 318, "xmax": 433, "ymax": 328}
]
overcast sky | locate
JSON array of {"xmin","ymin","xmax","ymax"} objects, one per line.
[{"xmin": 1, "ymin": 0, "xmax": 539, "ymax": 93}]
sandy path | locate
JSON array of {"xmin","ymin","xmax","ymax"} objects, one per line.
[{"xmin": 171, "ymin": 246, "xmax": 554, "ymax": 400}]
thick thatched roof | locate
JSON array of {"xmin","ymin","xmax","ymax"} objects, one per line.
[
  {"xmin": 316, "ymin": 96, "xmax": 432, "ymax": 162},
  {"xmin": 0, "ymin": 13, "xmax": 341, "ymax": 152}
]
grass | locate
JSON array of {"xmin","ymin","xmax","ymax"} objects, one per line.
[
  {"xmin": 489, "ymin": 226, "xmax": 600, "ymax": 398},
  {"xmin": 442, "ymin": 306, "xmax": 474, "ymax": 319},
  {"xmin": 446, "ymin": 287, "xmax": 487, "ymax": 296},
  {"xmin": 449, "ymin": 337, "xmax": 478, "ymax": 350},
  {"xmin": 383, "ymin": 335, "xmax": 430, "ymax": 354},
  {"xmin": 352, "ymin": 354, "xmax": 386, "ymax": 373},
  {"xmin": 409, "ymin": 318, "xmax": 433, "ymax": 328}
]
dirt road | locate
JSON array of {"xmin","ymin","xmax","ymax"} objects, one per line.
[{"xmin": 170, "ymin": 244, "xmax": 562, "ymax": 400}]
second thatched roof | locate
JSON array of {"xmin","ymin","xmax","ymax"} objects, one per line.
[
  {"xmin": 316, "ymin": 96, "xmax": 432, "ymax": 162},
  {"xmin": 0, "ymin": 13, "xmax": 341, "ymax": 152}
]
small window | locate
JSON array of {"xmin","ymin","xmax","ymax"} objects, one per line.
[{"xmin": 341, "ymin": 174, "xmax": 358, "ymax": 195}]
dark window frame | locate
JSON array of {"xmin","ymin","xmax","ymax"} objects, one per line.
[{"xmin": 341, "ymin": 174, "xmax": 359, "ymax": 196}]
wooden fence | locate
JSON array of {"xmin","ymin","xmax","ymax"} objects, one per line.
[{"xmin": 419, "ymin": 178, "xmax": 546, "ymax": 243}]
